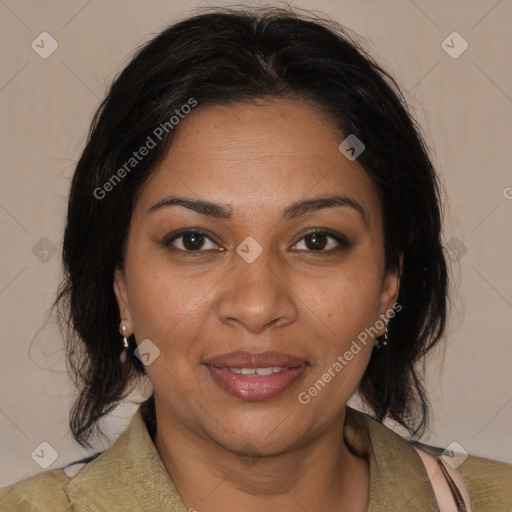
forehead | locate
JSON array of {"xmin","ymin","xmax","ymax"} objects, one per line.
[{"xmin": 135, "ymin": 98, "xmax": 382, "ymax": 228}]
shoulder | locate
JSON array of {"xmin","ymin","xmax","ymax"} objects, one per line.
[
  {"xmin": 413, "ymin": 446, "xmax": 512, "ymax": 512},
  {"xmin": 346, "ymin": 408, "xmax": 512, "ymax": 510},
  {"xmin": 413, "ymin": 439, "xmax": 512, "ymax": 501},
  {"xmin": 407, "ymin": 438, "xmax": 512, "ymax": 510},
  {"xmin": 0, "ymin": 469, "xmax": 72, "ymax": 511},
  {"xmin": 462, "ymin": 451, "xmax": 512, "ymax": 478},
  {"xmin": 460, "ymin": 453, "xmax": 512, "ymax": 509},
  {"xmin": 0, "ymin": 407, "xmax": 183, "ymax": 511}
]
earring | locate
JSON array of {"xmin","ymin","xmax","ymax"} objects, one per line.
[
  {"xmin": 120, "ymin": 324, "xmax": 129, "ymax": 363},
  {"xmin": 374, "ymin": 314, "xmax": 389, "ymax": 349}
]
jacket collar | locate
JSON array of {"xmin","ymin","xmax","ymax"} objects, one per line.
[
  {"xmin": 346, "ymin": 409, "xmax": 439, "ymax": 511},
  {"xmin": 66, "ymin": 408, "xmax": 188, "ymax": 511},
  {"xmin": 65, "ymin": 406, "xmax": 438, "ymax": 511}
]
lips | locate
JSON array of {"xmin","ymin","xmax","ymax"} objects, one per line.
[
  {"xmin": 204, "ymin": 351, "xmax": 308, "ymax": 401},
  {"xmin": 204, "ymin": 350, "xmax": 307, "ymax": 368}
]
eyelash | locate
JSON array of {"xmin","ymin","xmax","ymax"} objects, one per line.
[{"xmin": 162, "ymin": 228, "xmax": 351, "ymax": 255}]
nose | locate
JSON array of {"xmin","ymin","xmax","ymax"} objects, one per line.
[{"xmin": 215, "ymin": 246, "xmax": 299, "ymax": 334}]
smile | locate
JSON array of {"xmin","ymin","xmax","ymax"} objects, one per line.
[
  {"xmin": 204, "ymin": 351, "xmax": 308, "ymax": 401},
  {"xmin": 228, "ymin": 366, "xmax": 289, "ymax": 375}
]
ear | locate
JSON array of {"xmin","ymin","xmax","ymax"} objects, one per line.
[
  {"xmin": 113, "ymin": 266, "xmax": 133, "ymax": 330},
  {"xmin": 379, "ymin": 252, "xmax": 403, "ymax": 315}
]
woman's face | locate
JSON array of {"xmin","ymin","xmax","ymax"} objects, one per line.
[{"xmin": 114, "ymin": 98, "xmax": 400, "ymax": 455}]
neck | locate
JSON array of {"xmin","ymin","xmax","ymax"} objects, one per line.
[{"xmin": 153, "ymin": 404, "xmax": 369, "ymax": 512}]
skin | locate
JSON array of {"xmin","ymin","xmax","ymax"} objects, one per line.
[{"xmin": 114, "ymin": 98, "xmax": 401, "ymax": 511}]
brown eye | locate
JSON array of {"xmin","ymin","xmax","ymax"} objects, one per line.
[
  {"xmin": 165, "ymin": 230, "xmax": 220, "ymax": 252},
  {"xmin": 181, "ymin": 232, "xmax": 206, "ymax": 250},
  {"xmin": 304, "ymin": 232, "xmax": 329, "ymax": 250},
  {"xmin": 291, "ymin": 229, "xmax": 351, "ymax": 252}
]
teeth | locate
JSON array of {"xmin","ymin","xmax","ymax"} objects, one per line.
[
  {"xmin": 228, "ymin": 366, "xmax": 288, "ymax": 376},
  {"xmin": 256, "ymin": 367, "xmax": 273, "ymax": 376}
]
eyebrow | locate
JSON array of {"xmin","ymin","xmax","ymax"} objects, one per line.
[{"xmin": 147, "ymin": 194, "xmax": 368, "ymax": 226}]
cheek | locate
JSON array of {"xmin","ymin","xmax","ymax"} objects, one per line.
[
  {"xmin": 126, "ymin": 266, "xmax": 216, "ymax": 399},
  {"xmin": 301, "ymin": 256, "xmax": 383, "ymax": 338},
  {"xmin": 124, "ymin": 251, "xmax": 208, "ymax": 348},
  {"xmin": 299, "ymin": 267, "xmax": 380, "ymax": 404}
]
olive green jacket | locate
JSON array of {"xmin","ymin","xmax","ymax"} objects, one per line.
[{"xmin": 1, "ymin": 406, "xmax": 511, "ymax": 511}]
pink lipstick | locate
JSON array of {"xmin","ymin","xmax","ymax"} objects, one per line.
[{"xmin": 204, "ymin": 351, "xmax": 307, "ymax": 401}]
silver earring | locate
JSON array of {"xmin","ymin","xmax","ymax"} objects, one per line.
[
  {"xmin": 375, "ymin": 315, "xmax": 389, "ymax": 348},
  {"xmin": 120, "ymin": 325, "xmax": 129, "ymax": 363}
]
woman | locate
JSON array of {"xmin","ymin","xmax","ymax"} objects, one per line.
[{"xmin": 1, "ymin": 5, "xmax": 510, "ymax": 511}]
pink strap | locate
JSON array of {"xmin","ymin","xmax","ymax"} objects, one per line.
[{"xmin": 413, "ymin": 445, "xmax": 472, "ymax": 512}]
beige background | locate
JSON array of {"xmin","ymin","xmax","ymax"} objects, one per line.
[{"xmin": 1, "ymin": 0, "xmax": 511, "ymax": 486}]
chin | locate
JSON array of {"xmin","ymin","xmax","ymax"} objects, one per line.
[{"xmin": 197, "ymin": 401, "xmax": 314, "ymax": 455}]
